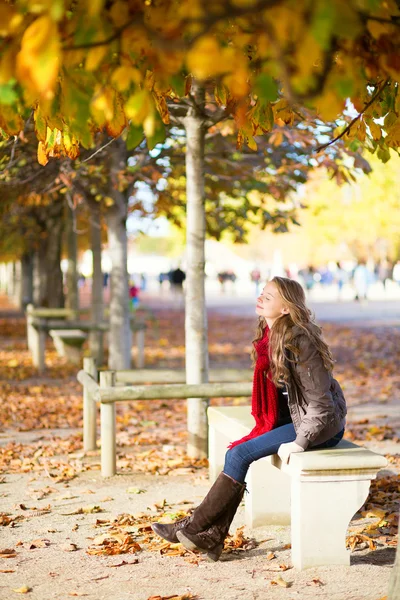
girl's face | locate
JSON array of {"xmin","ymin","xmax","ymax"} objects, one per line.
[{"xmin": 256, "ymin": 281, "xmax": 289, "ymax": 324}]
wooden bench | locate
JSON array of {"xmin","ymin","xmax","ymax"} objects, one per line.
[
  {"xmin": 77, "ymin": 359, "xmax": 253, "ymax": 475},
  {"xmin": 49, "ymin": 329, "xmax": 87, "ymax": 364},
  {"xmin": 208, "ymin": 405, "xmax": 388, "ymax": 570}
]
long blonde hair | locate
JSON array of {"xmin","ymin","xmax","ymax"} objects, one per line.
[{"xmin": 251, "ymin": 276, "xmax": 334, "ymax": 386}]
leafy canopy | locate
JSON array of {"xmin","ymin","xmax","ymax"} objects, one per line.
[{"xmin": 1, "ymin": 0, "xmax": 400, "ymax": 162}]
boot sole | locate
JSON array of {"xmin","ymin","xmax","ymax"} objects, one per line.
[{"xmin": 176, "ymin": 531, "xmax": 222, "ymax": 562}]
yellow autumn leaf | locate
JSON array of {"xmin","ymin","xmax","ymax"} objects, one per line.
[
  {"xmin": 91, "ymin": 87, "xmax": 114, "ymax": 122},
  {"xmin": 367, "ymin": 19, "xmax": 391, "ymax": 39},
  {"xmin": 86, "ymin": 45, "xmax": 108, "ymax": 71},
  {"xmin": 186, "ymin": 36, "xmax": 227, "ymax": 79},
  {"xmin": 316, "ymin": 90, "xmax": 344, "ymax": 121},
  {"xmin": 37, "ymin": 141, "xmax": 49, "ymax": 166},
  {"xmin": 368, "ymin": 120, "xmax": 382, "ymax": 141},
  {"xmin": 62, "ymin": 130, "xmax": 80, "ymax": 160},
  {"xmin": 84, "ymin": 0, "xmax": 105, "ymax": 17},
  {"xmin": 105, "ymin": 91, "xmax": 127, "ymax": 137},
  {"xmin": 385, "ymin": 123, "xmax": 400, "ymax": 147},
  {"xmin": 16, "ymin": 15, "xmax": 60, "ymax": 98},
  {"xmin": 110, "ymin": 0, "xmax": 129, "ymax": 27},
  {"xmin": 12, "ymin": 585, "xmax": 31, "ymax": 594},
  {"xmin": 0, "ymin": 2, "xmax": 23, "ymax": 37},
  {"xmin": 125, "ymin": 89, "xmax": 153, "ymax": 125},
  {"xmin": 247, "ymin": 136, "xmax": 257, "ymax": 151},
  {"xmin": 0, "ymin": 48, "xmax": 16, "ymax": 84},
  {"xmin": 111, "ymin": 66, "xmax": 141, "ymax": 91}
]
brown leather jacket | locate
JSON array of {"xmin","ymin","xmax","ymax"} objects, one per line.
[{"xmin": 284, "ymin": 325, "xmax": 347, "ymax": 450}]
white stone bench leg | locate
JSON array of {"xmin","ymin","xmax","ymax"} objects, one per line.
[
  {"xmin": 208, "ymin": 425, "xmax": 230, "ymax": 483},
  {"xmin": 290, "ymin": 473, "xmax": 373, "ymax": 570},
  {"xmin": 245, "ymin": 456, "xmax": 291, "ymax": 527}
]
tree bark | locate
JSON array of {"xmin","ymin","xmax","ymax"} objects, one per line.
[
  {"xmin": 105, "ymin": 140, "xmax": 131, "ymax": 369},
  {"xmin": 35, "ymin": 200, "xmax": 64, "ymax": 307},
  {"xmin": 65, "ymin": 200, "xmax": 79, "ymax": 317},
  {"xmin": 183, "ymin": 83, "xmax": 209, "ymax": 458},
  {"xmin": 21, "ymin": 253, "xmax": 33, "ymax": 309},
  {"xmin": 388, "ymin": 536, "xmax": 400, "ymax": 599},
  {"xmin": 89, "ymin": 202, "xmax": 104, "ymax": 365}
]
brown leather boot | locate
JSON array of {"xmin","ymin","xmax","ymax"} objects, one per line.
[
  {"xmin": 176, "ymin": 472, "xmax": 246, "ymax": 561},
  {"xmin": 151, "ymin": 515, "xmax": 192, "ymax": 543}
]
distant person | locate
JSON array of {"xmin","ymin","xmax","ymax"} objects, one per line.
[
  {"xmin": 152, "ymin": 276, "xmax": 346, "ymax": 561},
  {"xmin": 129, "ymin": 283, "xmax": 139, "ymax": 309},
  {"xmin": 335, "ymin": 262, "xmax": 348, "ymax": 300},
  {"xmin": 377, "ymin": 260, "xmax": 391, "ymax": 292},
  {"xmin": 353, "ymin": 260, "xmax": 371, "ymax": 302},
  {"xmin": 170, "ymin": 268, "xmax": 186, "ymax": 298},
  {"xmin": 103, "ymin": 272, "xmax": 109, "ymax": 288},
  {"xmin": 140, "ymin": 273, "xmax": 147, "ymax": 291}
]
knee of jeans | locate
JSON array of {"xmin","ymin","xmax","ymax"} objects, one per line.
[{"xmin": 225, "ymin": 445, "xmax": 248, "ymax": 467}]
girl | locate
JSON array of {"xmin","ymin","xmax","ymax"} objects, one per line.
[{"xmin": 152, "ymin": 276, "xmax": 347, "ymax": 561}]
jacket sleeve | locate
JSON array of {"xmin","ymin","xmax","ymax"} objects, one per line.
[{"xmin": 293, "ymin": 336, "xmax": 335, "ymax": 450}]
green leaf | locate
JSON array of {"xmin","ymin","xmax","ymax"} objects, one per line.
[
  {"xmin": 146, "ymin": 121, "xmax": 165, "ymax": 150},
  {"xmin": 311, "ymin": 1, "xmax": 336, "ymax": 49},
  {"xmin": 335, "ymin": 78, "xmax": 354, "ymax": 99},
  {"xmin": 126, "ymin": 124, "xmax": 144, "ymax": 150},
  {"xmin": 377, "ymin": 146, "xmax": 391, "ymax": 163},
  {"xmin": 254, "ymin": 74, "xmax": 278, "ymax": 102},
  {"xmin": 0, "ymin": 83, "xmax": 18, "ymax": 106},
  {"xmin": 170, "ymin": 75, "xmax": 185, "ymax": 98}
]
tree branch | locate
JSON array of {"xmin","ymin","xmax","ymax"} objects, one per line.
[{"xmin": 315, "ymin": 78, "xmax": 390, "ymax": 152}]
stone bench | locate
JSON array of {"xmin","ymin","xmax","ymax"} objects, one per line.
[
  {"xmin": 49, "ymin": 329, "xmax": 87, "ymax": 365},
  {"xmin": 208, "ymin": 405, "xmax": 388, "ymax": 570}
]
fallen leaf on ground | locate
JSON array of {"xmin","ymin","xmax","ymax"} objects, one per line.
[
  {"xmin": 127, "ymin": 488, "xmax": 146, "ymax": 494},
  {"xmin": 107, "ymin": 559, "xmax": 139, "ymax": 567},
  {"xmin": 270, "ymin": 575, "xmax": 291, "ymax": 588},
  {"xmin": 87, "ymin": 533, "xmax": 141, "ymax": 556},
  {"xmin": 12, "ymin": 585, "xmax": 31, "ymax": 593},
  {"xmin": 25, "ymin": 539, "xmax": 51, "ymax": 549},
  {"xmin": 61, "ymin": 505, "xmax": 102, "ymax": 515},
  {"xmin": 60, "ymin": 543, "xmax": 78, "ymax": 552},
  {"xmin": 0, "ymin": 549, "xmax": 17, "ymax": 558},
  {"xmin": 306, "ymin": 578, "xmax": 325, "ymax": 586},
  {"xmin": 266, "ymin": 552, "xmax": 276, "ymax": 560}
]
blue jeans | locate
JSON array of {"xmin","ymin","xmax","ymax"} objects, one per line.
[{"xmin": 223, "ymin": 424, "xmax": 345, "ymax": 483}]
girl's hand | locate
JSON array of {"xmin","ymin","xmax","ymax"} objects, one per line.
[{"xmin": 277, "ymin": 441, "xmax": 305, "ymax": 464}]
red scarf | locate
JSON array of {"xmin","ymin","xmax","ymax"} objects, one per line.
[{"xmin": 228, "ymin": 326, "xmax": 278, "ymax": 449}]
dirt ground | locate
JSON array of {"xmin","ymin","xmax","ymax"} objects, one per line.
[
  {"xmin": 0, "ymin": 305, "xmax": 398, "ymax": 600},
  {"xmin": 0, "ymin": 423, "xmax": 397, "ymax": 600}
]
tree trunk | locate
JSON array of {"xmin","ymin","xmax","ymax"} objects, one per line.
[
  {"xmin": 12, "ymin": 262, "xmax": 22, "ymax": 308},
  {"xmin": 21, "ymin": 253, "xmax": 34, "ymax": 310},
  {"xmin": 65, "ymin": 200, "xmax": 79, "ymax": 317},
  {"xmin": 89, "ymin": 202, "xmax": 104, "ymax": 365},
  {"xmin": 388, "ymin": 537, "xmax": 400, "ymax": 599},
  {"xmin": 105, "ymin": 140, "xmax": 131, "ymax": 369},
  {"xmin": 183, "ymin": 84, "xmax": 209, "ymax": 459},
  {"xmin": 35, "ymin": 201, "xmax": 64, "ymax": 307}
]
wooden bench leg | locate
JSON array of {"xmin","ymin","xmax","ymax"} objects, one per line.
[
  {"xmin": 100, "ymin": 371, "xmax": 116, "ymax": 477},
  {"xmin": 245, "ymin": 457, "xmax": 291, "ymax": 528},
  {"xmin": 290, "ymin": 473, "xmax": 372, "ymax": 569}
]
